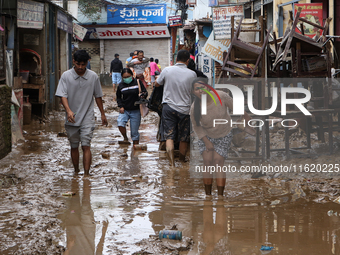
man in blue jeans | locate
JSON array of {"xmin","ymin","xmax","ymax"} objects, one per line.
[
  {"xmin": 110, "ymin": 53, "xmax": 123, "ymax": 92},
  {"xmin": 116, "ymin": 68, "xmax": 148, "ymax": 145}
]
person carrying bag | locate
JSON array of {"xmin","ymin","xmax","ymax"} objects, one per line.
[
  {"xmin": 116, "ymin": 68, "xmax": 148, "ymax": 145},
  {"xmin": 136, "ymin": 79, "xmax": 149, "ymax": 118},
  {"xmin": 147, "ymin": 85, "xmax": 163, "ymax": 117}
]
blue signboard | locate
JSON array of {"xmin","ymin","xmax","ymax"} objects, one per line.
[
  {"xmin": 208, "ymin": 0, "xmax": 217, "ymax": 7},
  {"xmin": 107, "ymin": 4, "xmax": 167, "ymax": 25}
]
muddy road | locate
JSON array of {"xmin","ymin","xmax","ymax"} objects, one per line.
[{"xmin": 2, "ymin": 86, "xmax": 340, "ymax": 254}]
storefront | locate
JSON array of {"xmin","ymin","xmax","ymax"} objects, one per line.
[
  {"xmin": 103, "ymin": 37, "xmax": 170, "ymax": 71},
  {"xmin": 17, "ymin": 0, "xmax": 46, "ymax": 118},
  {"xmin": 81, "ymin": 25, "xmax": 171, "ymax": 74},
  {"xmin": 16, "ymin": 0, "xmax": 73, "ymax": 114},
  {"xmin": 78, "ymin": 4, "xmax": 171, "ymax": 73}
]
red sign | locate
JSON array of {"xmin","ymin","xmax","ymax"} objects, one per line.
[
  {"xmin": 294, "ymin": 3, "xmax": 323, "ymax": 39},
  {"xmin": 86, "ymin": 26, "xmax": 170, "ymax": 39}
]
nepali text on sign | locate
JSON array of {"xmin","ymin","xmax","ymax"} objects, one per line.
[
  {"xmin": 212, "ymin": 5, "xmax": 243, "ymax": 40},
  {"xmin": 107, "ymin": 4, "xmax": 166, "ymax": 25},
  {"xmin": 85, "ymin": 26, "xmax": 170, "ymax": 39},
  {"xmin": 202, "ymin": 31, "xmax": 231, "ymax": 64},
  {"xmin": 294, "ymin": 3, "xmax": 323, "ymax": 39},
  {"xmin": 17, "ymin": 0, "xmax": 44, "ymax": 30}
]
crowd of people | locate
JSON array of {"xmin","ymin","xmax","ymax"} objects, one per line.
[{"xmin": 55, "ymin": 49, "xmax": 255, "ymax": 196}]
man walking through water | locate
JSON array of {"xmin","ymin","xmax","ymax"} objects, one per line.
[
  {"xmin": 155, "ymin": 50, "xmax": 196, "ymax": 166},
  {"xmin": 55, "ymin": 50, "xmax": 108, "ymax": 176}
]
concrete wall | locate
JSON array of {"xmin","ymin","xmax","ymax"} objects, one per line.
[
  {"xmin": 0, "ymin": 85, "xmax": 12, "ymax": 160},
  {"xmin": 68, "ymin": 1, "xmax": 79, "ymax": 19},
  {"xmin": 193, "ymin": 0, "xmax": 211, "ymax": 20}
]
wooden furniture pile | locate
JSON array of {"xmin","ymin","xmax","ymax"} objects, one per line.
[{"xmin": 220, "ymin": 11, "xmax": 336, "ymax": 160}]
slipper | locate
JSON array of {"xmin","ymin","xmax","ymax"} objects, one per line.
[{"xmin": 118, "ymin": 140, "xmax": 131, "ymax": 145}]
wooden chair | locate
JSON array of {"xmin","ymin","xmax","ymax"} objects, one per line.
[
  {"xmin": 272, "ymin": 9, "xmax": 332, "ymax": 72},
  {"xmin": 221, "ymin": 16, "xmax": 272, "ymax": 79}
]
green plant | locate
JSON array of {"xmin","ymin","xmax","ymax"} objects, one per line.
[{"xmin": 78, "ymin": 0, "xmax": 105, "ymax": 21}]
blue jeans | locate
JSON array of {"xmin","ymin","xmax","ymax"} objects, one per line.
[
  {"xmin": 112, "ymin": 72, "xmax": 122, "ymax": 84},
  {"xmin": 117, "ymin": 109, "xmax": 141, "ymax": 141}
]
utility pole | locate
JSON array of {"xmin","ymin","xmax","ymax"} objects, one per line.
[{"xmin": 63, "ymin": 0, "xmax": 68, "ymax": 11}]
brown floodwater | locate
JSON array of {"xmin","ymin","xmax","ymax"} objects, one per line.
[{"xmin": 1, "ymin": 87, "xmax": 340, "ymax": 254}]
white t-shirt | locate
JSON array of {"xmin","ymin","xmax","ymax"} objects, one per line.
[
  {"xmin": 55, "ymin": 68, "xmax": 103, "ymax": 126},
  {"xmin": 156, "ymin": 63, "xmax": 197, "ymax": 115},
  {"xmin": 130, "ymin": 58, "xmax": 150, "ymax": 75}
]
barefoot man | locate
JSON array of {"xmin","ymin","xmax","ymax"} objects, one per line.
[
  {"xmin": 155, "ymin": 50, "xmax": 197, "ymax": 166},
  {"xmin": 55, "ymin": 50, "xmax": 108, "ymax": 176}
]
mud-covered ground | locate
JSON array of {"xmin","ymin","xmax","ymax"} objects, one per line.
[{"xmin": 2, "ymin": 86, "xmax": 340, "ymax": 254}]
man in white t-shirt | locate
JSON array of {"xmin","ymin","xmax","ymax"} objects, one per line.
[
  {"xmin": 155, "ymin": 49, "xmax": 197, "ymax": 166},
  {"xmin": 127, "ymin": 50, "xmax": 150, "ymax": 88},
  {"xmin": 55, "ymin": 50, "xmax": 108, "ymax": 176}
]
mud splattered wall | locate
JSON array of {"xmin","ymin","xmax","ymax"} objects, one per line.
[{"xmin": 0, "ymin": 85, "xmax": 12, "ymax": 159}]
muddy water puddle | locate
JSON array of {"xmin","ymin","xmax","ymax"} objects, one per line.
[{"xmin": 2, "ymin": 88, "xmax": 340, "ymax": 254}]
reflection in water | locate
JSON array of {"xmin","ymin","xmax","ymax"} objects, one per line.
[
  {"xmin": 202, "ymin": 200, "xmax": 228, "ymax": 254},
  {"xmin": 116, "ymin": 146, "xmax": 142, "ymax": 177},
  {"xmin": 62, "ymin": 178, "xmax": 108, "ymax": 255},
  {"xmin": 149, "ymin": 169, "xmax": 340, "ymax": 255}
]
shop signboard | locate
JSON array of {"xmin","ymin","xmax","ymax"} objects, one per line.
[
  {"xmin": 208, "ymin": 0, "xmax": 217, "ymax": 7},
  {"xmin": 201, "ymin": 55, "xmax": 212, "ymax": 79},
  {"xmin": 168, "ymin": 15, "xmax": 182, "ymax": 27},
  {"xmin": 294, "ymin": 3, "xmax": 323, "ymax": 39},
  {"xmin": 73, "ymin": 23, "xmax": 87, "ymax": 41},
  {"xmin": 107, "ymin": 4, "xmax": 166, "ymax": 25},
  {"xmin": 218, "ymin": 0, "xmax": 238, "ymax": 4},
  {"xmin": 201, "ymin": 31, "xmax": 231, "ymax": 64},
  {"xmin": 212, "ymin": 5, "xmax": 243, "ymax": 40},
  {"xmin": 85, "ymin": 26, "xmax": 170, "ymax": 40},
  {"xmin": 17, "ymin": 0, "xmax": 44, "ymax": 30},
  {"xmin": 57, "ymin": 10, "xmax": 69, "ymax": 33}
]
